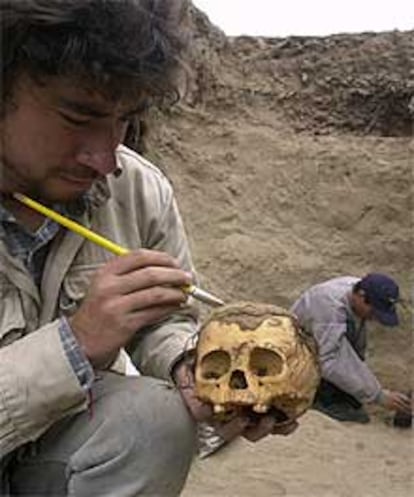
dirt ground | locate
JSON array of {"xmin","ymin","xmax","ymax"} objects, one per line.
[
  {"xmin": 135, "ymin": 8, "xmax": 413, "ymax": 497},
  {"xmin": 182, "ymin": 410, "xmax": 413, "ymax": 497}
]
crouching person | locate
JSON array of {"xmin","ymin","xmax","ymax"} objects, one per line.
[{"xmin": 291, "ymin": 274, "xmax": 411, "ymax": 424}]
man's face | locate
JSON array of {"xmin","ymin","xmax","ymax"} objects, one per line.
[{"xmin": 0, "ymin": 75, "xmax": 138, "ymax": 203}]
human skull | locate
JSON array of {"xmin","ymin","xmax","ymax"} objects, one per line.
[{"xmin": 195, "ymin": 302, "xmax": 320, "ymax": 422}]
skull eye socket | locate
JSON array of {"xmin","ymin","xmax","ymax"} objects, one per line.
[
  {"xmin": 200, "ymin": 350, "xmax": 231, "ymax": 380},
  {"xmin": 249, "ymin": 347, "xmax": 283, "ymax": 377}
]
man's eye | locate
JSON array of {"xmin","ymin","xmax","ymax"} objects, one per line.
[{"xmin": 59, "ymin": 112, "xmax": 89, "ymax": 126}]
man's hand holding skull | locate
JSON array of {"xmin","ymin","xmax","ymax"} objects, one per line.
[{"xmin": 173, "ymin": 302, "xmax": 320, "ymax": 444}]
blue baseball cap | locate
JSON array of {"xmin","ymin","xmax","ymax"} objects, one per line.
[{"xmin": 359, "ymin": 273, "xmax": 400, "ymax": 326}]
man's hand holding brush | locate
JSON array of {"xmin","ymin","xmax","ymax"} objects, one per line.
[{"xmin": 69, "ymin": 249, "xmax": 193, "ymax": 369}]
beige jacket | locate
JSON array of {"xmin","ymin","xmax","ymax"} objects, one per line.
[{"xmin": 0, "ymin": 146, "xmax": 198, "ymax": 457}]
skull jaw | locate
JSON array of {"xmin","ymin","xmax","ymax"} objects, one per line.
[
  {"xmin": 195, "ymin": 386, "xmax": 295, "ymax": 422},
  {"xmin": 195, "ymin": 382, "xmax": 314, "ymax": 423},
  {"xmin": 200, "ymin": 400, "xmax": 292, "ymax": 425}
]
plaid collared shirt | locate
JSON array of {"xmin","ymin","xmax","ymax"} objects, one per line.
[{"xmin": 0, "ymin": 199, "xmax": 94, "ymax": 391}]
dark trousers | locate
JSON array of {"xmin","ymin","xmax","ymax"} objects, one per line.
[{"xmin": 314, "ymin": 379, "xmax": 363, "ymax": 409}]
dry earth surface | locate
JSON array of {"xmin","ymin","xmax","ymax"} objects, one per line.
[
  {"xmin": 129, "ymin": 5, "xmax": 413, "ymax": 497},
  {"xmin": 182, "ymin": 411, "xmax": 412, "ymax": 497}
]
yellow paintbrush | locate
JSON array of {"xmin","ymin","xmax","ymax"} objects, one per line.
[{"xmin": 13, "ymin": 192, "xmax": 224, "ymax": 307}]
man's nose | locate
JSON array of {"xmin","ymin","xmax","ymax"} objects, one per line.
[
  {"xmin": 75, "ymin": 125, "xmax": 124, "ymax": 175},
  {"xmin": 75, "ymin": 149, "xmax": 117, "ymax": 176}
]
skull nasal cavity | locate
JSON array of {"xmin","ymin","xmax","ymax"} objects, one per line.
[{"xmin": 229, "ymin": 370, "xmax": 248, "ymax": 389}]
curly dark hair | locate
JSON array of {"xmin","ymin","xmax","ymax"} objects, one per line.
[{"xmin": 0, "ymin": 0, "xmax": 189, "ymax": 109}]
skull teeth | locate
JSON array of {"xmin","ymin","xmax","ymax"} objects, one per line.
[
  {"xmin": 253, "ymin": 404, "xmax": 269, "ymax": 414},
  {"xmin": 213, "ymin": 404, "xmax": 226, "ymax": 414}
]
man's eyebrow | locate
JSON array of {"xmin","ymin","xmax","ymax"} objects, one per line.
[
  {"xmin": 57, "ymin": 97, "xmax": 147, "ymax": 119},
  {"xmin": 57, "ymin": 97, "xmax": 111, "ymax": 118}
]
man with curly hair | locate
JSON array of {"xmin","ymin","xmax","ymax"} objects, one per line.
[{"xmin": 0, "ymin": 1, "xmax": 296, "ymax": 495}]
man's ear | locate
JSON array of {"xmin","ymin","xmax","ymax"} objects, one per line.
[{"xmin": 357, "ymin": 289, "xmax": 370, "ymax": 305}]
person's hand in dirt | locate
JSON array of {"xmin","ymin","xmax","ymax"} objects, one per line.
[
  {"xmin": 173, "ymin": 360, "xmax": 298, "ymax": 443},
  {"xmin": 379, "ymin": 389, "xmax": 411, "ymax": 413}
]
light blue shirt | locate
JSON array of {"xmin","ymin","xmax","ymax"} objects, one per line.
[{"xmin": 291, "ymin": 276, "xmax": 382, "ymax": 403}]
